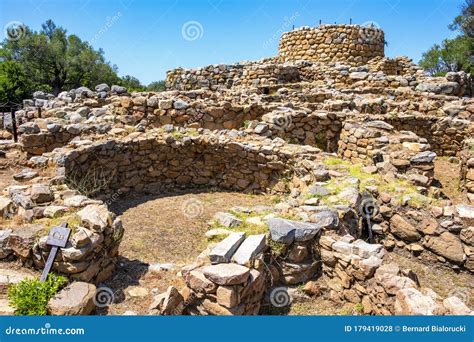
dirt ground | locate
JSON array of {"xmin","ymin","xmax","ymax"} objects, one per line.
[
  {"xmin": 100, "ymin": 191, "xmax": 276, "ymax": 315},
  {"xmin": 0, "ymin": 147, "xmax": 470, "ymax": 315},
  {"xmin": 434, "ymin": 157, "xmax": 468, "ymax": 204}
]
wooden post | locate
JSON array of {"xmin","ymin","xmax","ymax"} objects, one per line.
[
  {"xmin": 37, "ymin": 106, "xmax": 41, "ymax": 118},
  {"xmin": 11, "ymin": 107, "xmax": 17, "ymax": 143}
]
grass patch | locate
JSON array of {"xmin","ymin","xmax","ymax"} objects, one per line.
[
  {"xmin": 319, "ymin": 157, "xmax": 436, "ymax": 208},
  {"xmin": 34, "ymin": 213, "xmax": 81, "ymax": 235},
  {"xmin": 323, "ymin": 157, "xmax": 350, "ymax": 167},
  {"xmin": 268, "ymin": 239, "xmax": 286, "ymax": 256}
]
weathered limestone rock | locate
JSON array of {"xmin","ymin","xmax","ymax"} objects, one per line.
[
  {"xmin": 0, "ymin": 196, "xmax": 14, "ymax": 217},
  {"xmin": 442, "ymin": 296, "xmax": 473, "ymax": 315},
  {"xmin": 394, "ymin": 288, "xmax": 440, "ymax": 315},
  {"xmin": 149, "ymin": 286, "xmax": 184, "ymax": 315},
  {"xmin": 0, "ymin": 299, "xmax": 15, "ymax": 315},
  {"xmin": 48, "ymin": 282, "xmax": 96, "ymax": 315},
  {"xmin": 185, "ymin": 269, "xmax": 218, "ymax": 294},
  {"xmin": 9, "ymin": 225, "xmax": 44, "ymax": 258},
  {"xmin": 216, "ymin": 286, "xmax": 240, "ymax": 308},
  {"xmin": 202, "ymin": 263, "xmax": 250, "ymax": 285},
  {"xmin": 0, "ymin": 229, "xmax": 12, "ymax": 258},
  {"xmin": 460, "ymin": 227, "xmax": 474, "ymax": 246},
  {"xmin": 424, "ymin": 232, "xmax": 465, "ymax": 263},
  {"xmin": 30, "ymin": 184, "xmax": 53, "ymax": 204},
  {"xmin": 0, "ymin": 268, "xmax": 35, "ymax": 294},
  {"xmin": 390, "ymin": 214, "xmax": 421, "ymax": 242},
  {"xmin": 77, "ymin": 204, "xmax": 112, "ymax": 232}
]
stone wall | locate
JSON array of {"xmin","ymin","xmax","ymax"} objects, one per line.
[
  {"xmin": 61, "ymin": 130, "xmax": 322, "ymax": 195},
  {"xmin": 0, "ymin": 183, "xmax": 123, "ymax": 283},
  {"xmin": 459, "ymin": 139, "xmax": 474, "ymax": 203},
  {"xmin": 258, "ymin": 108, "xmax": 344, "ymax": 152},
  {"xmin": 165, "ymin": 61, "xmax": 300, "ymax": 91},
  {"xmin": 338, "ymin": 120, "xmax": 436, "ymax": 186},
  {"xmin": 278, "ymin": 25, "xmax": 384, "ymax": 65},
  {"xmin": 374, "ymin": 114, "xmax": 473, "ymax": 156}
]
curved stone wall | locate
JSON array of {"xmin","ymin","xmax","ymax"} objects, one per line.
[
  {"xmin": 278, "ymin": 25, "xmax": 385, "ymax": 64},
  {"xmin": 61, "ymin": 130, "xmax": 323, "ymax": 195}
]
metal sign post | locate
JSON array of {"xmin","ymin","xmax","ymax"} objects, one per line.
[
  {"xmin": 39, "ymin": 223, "xmax": 71, "ymax": 282},
  {"xmin": 11, "ymin": 107, "xmax": 18, "ymax": 143}
]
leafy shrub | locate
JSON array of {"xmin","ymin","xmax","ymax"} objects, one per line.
[{"xmin": 8, "ymin": 274, "xmax": 68, "ymax": 315}]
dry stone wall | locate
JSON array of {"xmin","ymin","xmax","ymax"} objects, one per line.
[
  {"xmin": 278, "ymin": 25, "xmax": 384, "ymax": 65},
  {"xmin": 460, "ymin": 139, "xmax": 474, "ymax": 203},
  {"xmin": 61, "ymin": 130, "xmax": 323, "ymax": 195},
  {"xmin": 165, "ymin": 61, "xmax": 300, "ymax": 91}
]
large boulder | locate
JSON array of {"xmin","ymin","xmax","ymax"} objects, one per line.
[
  {"xmin": 424, "ymin": 232, "xmax": 465, "ymax": 263},
  {"xmin": 48, "ymin": 282, "xmax": 96, "ymax": 315},
  {"xmin": 389, "ymin": 215, "xmax": 421, "ymax": 242},
  {"xmin": 394, "ymin": 288, "xmax": 440, "ymax": 315}
]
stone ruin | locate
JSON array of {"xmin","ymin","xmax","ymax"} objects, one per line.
[{"xmin": 0, "ymin": 24, "xmax": 473, "ymax": 316}]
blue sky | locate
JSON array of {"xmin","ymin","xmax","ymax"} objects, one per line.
[{"xmin": 0, "ymin": 0, "xmax": 466, "ymax": 84}]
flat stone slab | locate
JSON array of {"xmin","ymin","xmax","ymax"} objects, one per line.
[
  {"xmin": 310, "ymin": 210, "xmax": 339, "ymax": 229},
  {"xmin": 232, "ymin": 234, "xmax": 266, "ymax": 265},
  {"xmin": 268, "ymin": 218, "xmax": 322, "ymax": 244},
  {"xmin": 410, "ymin": 151, "xmax": 436, "ymax": 164},
  {"xmin": 202, "ymin": 263, "xmax": 250, "ymax": 285},
  {"xmin": 48, "ymin": 282, "xmax": 96, "ymax": 315},
  {"xmin": 209, "ymin": 232, "xmax": 245, "ymax": 263},
  {"xmin": 13, "ymin": 168, "xmax": 38, "ymax": 181},
  {"xmin": 213, "ymin": 212, "xmax": 243, "ymax": 228}
]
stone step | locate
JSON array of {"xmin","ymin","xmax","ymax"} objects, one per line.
[
  {"xmin": 209, "ymin": 232, "xmax": 245, "ymax": 264},
  {"xmin": 232, "ymin": 234, "xmax": 266, "ymax": 265},
  {"xmin": 202, "ymin": 263, "xmax": 250, "ymax": 285}
]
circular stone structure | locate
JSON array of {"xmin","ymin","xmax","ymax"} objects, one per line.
[{"xmin": 278, "ymin": 24, "xmax": 385, "ymax": 64}]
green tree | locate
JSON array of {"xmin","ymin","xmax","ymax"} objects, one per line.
[
  {"xmin": 0, "ymin": 19, "xmax": 125, "ymax": 99},
  {"xmin": 419, "ymin": 1, "xmax": 473, "ymax": 75},
  {"xmin": 147, "ymin": 80, "xmax": 166, "ymax": 92},
  {"xmin": 0, "ymin": 60, "xmax": 35, "ymax": 103},
  {"xmin": 120, "ymin": 75, "xmax": 146, "ymax": 92}
]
